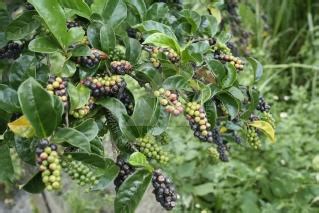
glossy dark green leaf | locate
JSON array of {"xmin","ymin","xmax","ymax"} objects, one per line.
[
  {"xmin": 135, "ymin": 64, "xmax": 162, "ymax": 88},
  {"xmin": 149, "ymin": 109, "xmax": 170, "ymax": 136},
  {"xmin": 65, "ymin": 152, "xmax": 114, "ymax": 168},
  {"xmin": 66, "ymin": 27, "xmax": 85, "ymax": 46},
  {"xmin": 0, "ymin": 84, "xmax": 20, "ymax": 113},
  {"xmin": 204, "ymin": 100, "xmax": 217, "ymax": 128},
  {"xmin": 228, "ymin": 87, "xmax": 245, "ymax": 102},
  {"xmin": 125, "ymin": 0, "xmax": 146, "ymax": 20},
  {"xmin": 90, "ymin": 138, "xmax": 104, "ymax": 156},
  {"xmin": 70, "ymin": 45, "xmax": 91, "ymax": 56},
  {"xmin": 0, "ymin": 143, "xmax": 14, "ymax": 182},
  {"xmin": 217, "ymin": 92, "xmax": 240, "ymax": 120},
  {"xmin": 100, "ymin": 24, "xmax": 115, "ymax": 53},
  {"xmin": 74, "ymin": 119, "xmax": 99, "ymax": 141},
  {"xmin": 143, "ymin": 32, "xmax": 180, "ymax": 53},
  {"xmin": 114, "ymin": 169, "xmax": 152, "ymax": 213},
  {"xmin": 5, "ymin": 11, "xmax": 40, "ymax": 40},
  {"xmin": 179, "ymin": 10, "xmax": 201, "ymax": 34},
  {"xmin": 134, "ymin": 20, "xmax": 176, "ymax": 38},
  {"xmin": 0, "ymin": 8, "xmax": 10, "ymax": 32},
  {"xmin": 53, "ymin": 127, "xmax": 90, "ymax": 152},
  {"xmin": 124, "ymin": 38, "xmax": 141, "ymax": 64},
  {"xmin": 206, "ymin": 59, "xmax": 226, "ymax": 85},
  {"xmin": 241, "ymin": 87, "xmax": 259, "ymax": 119},
  {"xmin": 67, "ymin": 83, "xmax": 90, "ymax": 111},
  {"xmin": 128, "ymin": 152, "xmax": 153, "ymax": 171},
  {"xmin": 14, "ymin": 136, "xmax": 37, "ymax": 165},
  {"xmin": 247, "ymin": 57, "xmax": 263, "ymax": 82},
  {"xmin": 199, "ymin": 15, "xmax": 218, "ymax": 37},
  {"xmin": 28, "ymin": 0, "xmax": 69, "ymax": 48},
  {"xmin": 17, "ymin": 78, "xmax": 63, "ymax": 137},
  {"xmin": 222, "ymin": 63, "xmax": 237, "ymax": 88},
  {"xmin": 162, "ymin": 75, "xmax": 189, "ymax": 90},
  {"xmin": 28, "ymin": 36, "xmax": 62, "ymax": 53},
  {"xmin": 59, "ymin": 0, "xmax": 91, "ymax": 19},
  {"xmin": 145, "ymin": 3, "xmax": 168, "ymax": 21},
  {"xmin": 87, "ymin": 22, "xmax": 102, "ymax": 49},
  {"xmin": 199, "ymin": 84, "xmax": 212, "ymax": 105},
  {"xmin": 101, "ymin": 0, "xmax": 127, "ymax": 27},
  {"xmin": 21, "ymin": 172, "xmax": 45, "ymax": 193},
  {"xmin": 91, "ymin": 158, "xmax": 119, "ymax": 191}
]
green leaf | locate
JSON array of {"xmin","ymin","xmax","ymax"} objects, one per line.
[
  {"xmin": 149, "ymin": 109, "xmax": 170, "ymax": 135},
  {"xmin": 248, "ymin": 120, "xmax": 275, "ymax": 143},
  {"xmin": 228, "ymin": 87, "xmax": 245, "ymax": 102},
  {"xmin": 217, "ymin": 92, "xmax": 240, "ymax": 120},
  {"xmin": 145, "ymin": 3, "xmax": 168, "ymax": 21},
  {"xmin": 53, "ymin": 127, "xmax": 91, "ymax": 152},
  {"xmin": 124, "ymin": 38, "xmax": 141, "ymax": 64},
  {"xmin": 128, "ymin": 152, "xmax": 153, "ymax": 171},
  {"xmin": 206, "ymin": 59, "xmax": 226, "ymax": 85},
  {"xmin": 125, "ymin": 0, "xmax": 146, "ymax": 20},
  {"xmin": 204, "ymin": 100, "xmax": 217, "ymax": 128},
  {"xmin": 199, "ymin": 84, "xmax": 212, "ymax": 105},
  {"xmin": 66, "ymin": 27, "xmax": 85, "ymax": 46},
  {"xmin": 59, "ymin": 0, "xmax": 91, "ymax": 20},
  {"xmin": 179, "ymin": 10, "xmax": 201, "ymax": 34},
  {"xmin": 5, "ymin": 11, "xmax": 40, "ymax": 40},
  {"xmin": 223, "ymin": 63, "xmax": 237, "ymax": 88},
  {"xmin": 199, "ymin": 15, "xmax": 218, "ymax": 37},
  {"xmin": 14, "ymin": 136, "xmax": 37, "ymax": 165},
  {"xmin": 28, "ymin": 0, "xmax": 69, "ymax": 49},
  {"xmin": 134, "ymin": 20, "xmax": 176, "ymax": 38},
  {"xmin": 87, "ymin": 22, "xmax": 102, "ymax": 49},
  {"xmin": 114, "ymin": 169, "xmax": 152, "ymax": 213},
  {"xmin": 247, "ymin": 57, "xmax": 263, "ymax": 82},
  {"xmin": 90, "ymin": 138, "xmax": 104, "ymax": 156},
  {"xmin": 74, "ymin": 119, "xmax": 99, "ymax": 141},
  {"xmin": 67, "ymin": 83, "xmax": 90, "ymax": 111},
  {"xmin": 143, "ymin": 32, "xmax": 180, "ymax": 53},
  {"xmin": 66, "ymin": 152, "xmax": 114, "ymax": 168},
  {"xmin": 162, "ymin": 75, "xmax": 189, "ymax": 90},
  {"xmin": 92, "ymin": 159, "xmax": 119, "ymax": 190},
  {"xmin": 28, "ymin": 36, "xmax": 62, "ymax": 53},
  {"xmin": 70, "ymin": 45, "xmax": 91, "ymax": 57},
  {"xmin": 17, "ymin": 78, "xmax": 63, "ymax": 137},
  {"xmin": 0, "ymin": 84, "xmax": 20, "ymax": 113},
  {"xmin": 21, "ymin": 172, "xmax": 45, "ymax": 193},
  {"xmin": 8, "ymin": 116, "xmax": 35, "ymax": 138},
  {"xmin": 101, "ymin": 0, "xmax": 127, "ymax": 27},
  {"xmin": 135, "ymin": 64, "xmax": 162, "ymax": 88},
  {"xmin": 241, "ymin": 87, "xmax": 259, "ymax": 119},
  {"xmin": 0, "ymin": 143, "xmax": 14, "ymax": 182},
  {"xmin": 100, "ymin": 24, "xmax": 115, "ymax": 53},
  {"xmin": 193, "ymin": 183, "xmax": 215, "ymax": 196}
]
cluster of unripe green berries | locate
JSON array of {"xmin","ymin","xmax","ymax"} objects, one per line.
[
  {"xmin": 110, "ymin": 60, "xmax": 133, "ymax": 75},
  {"xmin": 246, "ymin": 126, "xmax": 261, "ymax": 149},
  {"xmin": 145, "ymin": 46, "xmax": 180, "ymax": 68},
  {"xmin": 35, "ymin": 140, "xmax": 61, "ymax": 191},
  {"xmin": 70, "ymin": 97, "xmax": 95, "ymax": 118},
  {"xmin": 212, "ymin": 41, "xmax": 232, "ymax": 55},
  {"xmin": 154, "ymin": 88, "xmax": 184, "ymax": 116},
  {"xmin": 46, "ymin": 76, "xmax": 68, "ymax": 109},
  {"xmin": 81, "ymin": 75, "xmax": 126, "ymax": 98},
  {"xmin": 156, "ymin": 132, "xmax": 170, "ymax": 145},
  {"xmin": 114, "ymin": 157, "xmax": 135, "ymax": 191},
  {"xmin": 108, "ymin": 48, "xmax": 125, "ymax": 61},
  {"xmin": 152, "ymin": 170, "xmax": 177, "ymax": 211},
  {"xmin": 214, "ymin": 53, "xmax": 244, "ymax": 70},
  {"xmin": 208, "ymin": 147, "xmax": 220, "ymax": 163},
  {"xmin": 77, "ymin": 49, "xmax": 107, "ymax": 68},
  {"xmin": 257, "ymin": 97, "xmax": 271, "ymax": 112},
  {"xmin": 185, "ymin": 102, "xmax": 213, "ymax": 142},
  {"xmin": 135, "ymin": 135, "xmax": 169, "ymax": 164},
  {"xmin": 0, "ymin": 42, "xmax": 23, "ymax": 60},
  {"xmin": 261, "ymin": 111, "xmax": 275, "ymax": 128},
  {"xmin": 61, "ymin": 155, "xmax": 98, "ymax": 188}
]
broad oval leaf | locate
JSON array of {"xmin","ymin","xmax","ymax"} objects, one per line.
[
  {"xmin": 0, "ymin": 143, "xmax": 14, "ymax": 182},
  {"xmin": 247, "ymin": 57, "xmax": 263, "ymax": 82},
  {"xmin": 29, "ymin": 36, "xmax": 62, "ymax": 53},
  {"xmin": 217, "ymin": 92, "xmax": 240, "ymax": 120},
  {"xmin": 248, "ymin": 120, "xmax": 275, "ymax": 143},
  {"xmin": 100, "ymin": 24, "xmax": 115, "ymax": 53},
  {"xmin": 204, "ymin": 100, "xmax": 217, "ymax": 128},
  {"xmin": 59, "ymin": 0, "xmax": 91, "ymax": 20},
  {"xmin": 67, "ymin": 83, "xmax": 90, "ymax": 111},
  {"xmin": 74, "ymin": 119, "xmax": 99, "ymax": 141},
  {"xmin": 0, "ymin": 84, "xmax": 20, "ymax": 113},
  {"xmin": 223, "ymin": 63, "xmax": 237, "ymax": 88},
  {"xmin": 134, "ymin": 20, "xmax": 176, "ymax": 39},
  {"xmin": 8, "ymin": 116, "xmax": 35, "ymax": 138},
  {"xmin": 21, "ymin": 172, "xmax": 45, "ymax": 193},
  {"xmin": 125, "ymin": 38, "xmax": 141, "ymax": 64},
  {"xmin": 143, "ymin": 32, "xmax": 180, "ymax": 53},
  {"xmin": 17, "ymin": 78, "xmax": 63, "ymax": 137},
  {"xmin": 100, "ymin": 0, "xmax": 127, "ymax": 27},
  {"xmin": 128, "ymin": 152, "xmax": 153, "ymax": 171},
  {"xmin": 163, "ymin": 75, "xmax": 189, "ymax": 90},
  {"xmin": 114, "ymin": 169, "xmax": 152, "ymax": 213},
  {"xmin": 87, "ymin": 22, "xmax": 102, "ymax": 49},
  {"xmin": 14, "ymin": 136, "xmax": 37, "ymax": 165}
]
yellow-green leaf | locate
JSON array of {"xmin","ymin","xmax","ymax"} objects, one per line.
[
  {"xmin": 248, "ymin": 120, "xmax": 275, "ymax": 143},
  {"xmin": 8, "ymin": 116, "xmax": 35, "ymax": 138}
]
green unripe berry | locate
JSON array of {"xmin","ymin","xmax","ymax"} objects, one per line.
[
  {"xmin": 49, "ymin": 163, "xmax": 57, "ymax": 170},
  {"xmin": 49, "ymin": 175, "xmax": 56, "ymax": 182},
  {"xmin": 47, "ymin": 156, "xmax": 55, "ymax": 163}
]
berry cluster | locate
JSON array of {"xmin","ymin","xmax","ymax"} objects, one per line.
[
  {"xmin": 114, "ymin": 157, "xmax": 135, "ymax": 191},
  {"xmin": 61, "ymin": 155, "xmax": 98, "ymax": 187},
  {"xmin": 108, "ymin": 48, "xmax": 125, "ymax": 61},
  {"xmin": 110, "ymin": 60, "xmax": 133, "ymax": 75},
  {"xmin": 256, "ymin": 97, "xmax": 270, "ymax": 112},
  {"xmin": 117, "ymin": 90, "xmax": 134, "ymax": 115},
  {"xmin": 208, "ymin": 147, "xmax": 220, "ymax": 163},
  {"xmin": 145, "ymin": 46, "xmax": 180, "ymax": 68},
  {"xmin": 156, "ymin": 132, "xmax": 169, "ymax": 145},
  {"xmin": 25, "ymin": 2, "xmax": 34, "ymax": 10},
  {"xmin": 212, "ymin": 128, "xmax": 229, "ymax": 162},
  {"xmin": 261, "ymin": 111, "xmax": 275, "ymax": 128},
  {"xmin": 35, "ymin": 140, "xmax": 61, "ymax": 191},
  {"xmin": 135, "ymin": 135, "xmax": 169, "ymax": 164},
  {"xmin": 246, "ymin": 126, "xmax": 261, "ymax": 149},
  {"xmin": 81, "ymin": 75, "xmax": 126, "ymax": 98},
  {"xmin": 0, "ymin": 42, "xmax": 23, "ymax": 59},
  {"xmin": 152, "ymin": 170, "xmax": 177, "ymax": 211},
  {"xmin": 185, "ymin": 102, "xmax": 213, "ymax": 142},
  {"xmin": 214, "ymin": 54, "xmax": 244, "ymax": 70},
  {"xmin": 66, "ymin": 21, "xmax": 81, "ymax": 29},
  {"xmin": 212, "ymin": 41, "xmax": 231, "ymax": 55},
  {"xmin": 77, "ymin": 49, "xmax": 107, "ymax": 68},
  {"xmin": 46, "ymin": 76, "xmax": 68, "ymax": 109},
  {"xmin": 127, "ymin": 27, "xmax": 143, "ymax": 42},
  {"xmin": 154, "ymin": 88, "xmax": 184, "ymax": 116},
  {"xmin": 70, "ymin": 97, "xmax": 95, "ymax": 118}
]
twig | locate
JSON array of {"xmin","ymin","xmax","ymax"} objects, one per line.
[{"xmin": 41, "ymin": 192, "xmax": 52, "ymax": 213}]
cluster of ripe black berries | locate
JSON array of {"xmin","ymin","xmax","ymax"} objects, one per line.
[
  {"xmin": 185, "ymin": 102, "xmax": 213, "ymax": 142},
  {"xmin": 117, "ymin": 90, "xmax": 134, "ymax": 115},
  {"xmin": 77, "ymin": 49, "xmax": 107, "ymax": 68},
  {"xmin": 81, "ymin": 75, "xmax": 126, "ymax": 98},
  {"xmin": 212, "ymin": 128, "xmax": 229, "ymax": 162},
  {"xmin": 256, "ymin": 97, "xmax": 271, "ymax": 112},
  {"xmin": 70, "ymin": 97, "xmax": 95, "ymax": 118},
  {"xmin": 61, "ymin": 155, "xmax": 99, "ymax": 187},
  {"xmin": 110, "ymin": 60, "xmax": 133, "ymax": 75},
  {"xmin": 108, "ymin": 48, "xmax": 125, "ymax": 61},
  {"xmin": 66, "ymin": 21, "xmax": 81, "ymax": 29},
  {"xmin": 135, "ymin": 135, "xmax": 169, "ymax": 164},
  {"xmin": 154, "ymin": 88, "xmax": 184, "ymax": 116},
  {"xmin": 0, "ymin": 42, "xmax": 23, "ymax": 60},
  {"xmin": 152, "ymin": 170, "xmax": 177, "ymax": 211},
  {"xmin": 144, "ymin": 46, "xmax": 180, "ymax": 68},
  {"xmin": 214, "ymin": 53, "xmax": 244, "ymax": 70},
  {"xmin": 114, "ymin": 157, "xmax": 135, "ymax": 191},
  {"xmin": 246, "ymin": 125, "xmax": 261, "ymax": 149},
  {"xmin": 35, "ymin": 140, "xmax": 62, "ymax": 191},
  {"xmin": 46, "ymin": 76, "xmax": 68, "ymax": 109}
]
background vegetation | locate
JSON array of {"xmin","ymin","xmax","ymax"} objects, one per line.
[{"xmin": 1, "ymin": 0, "xmax": 319, "ymax": 212}]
